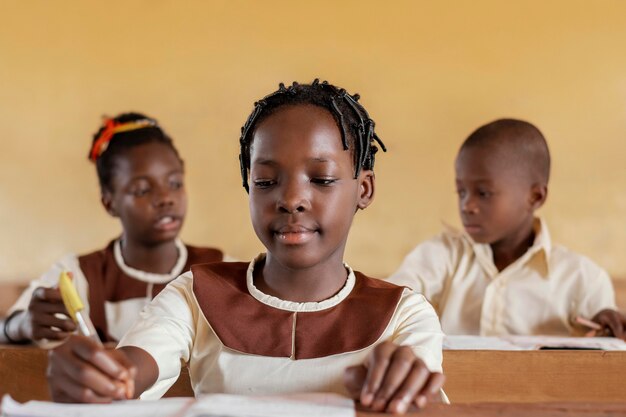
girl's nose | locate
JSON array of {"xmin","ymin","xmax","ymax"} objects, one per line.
[
  {"xmin": 154, "ymin": 186, "xmax": 174, "ymax": 207},
  {"xmin": 276, "ymin": 181, "xmax": 311, "ymax": 213}
]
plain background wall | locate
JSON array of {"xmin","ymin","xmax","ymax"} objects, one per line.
[{"xmin": 1, "ymin": 0, "xmax": 625, "ymax": 282}]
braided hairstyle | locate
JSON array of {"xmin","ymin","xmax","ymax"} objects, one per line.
[
  {"xmin": 238, "ymin": 79, "xmax": 386, "ymax": 192},
  {"xmin": 89, "ymin": 112, "xmax": 182, "ymax": 192}
]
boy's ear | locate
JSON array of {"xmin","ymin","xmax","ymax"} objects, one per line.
[
  {"xmin": 529, "ymin": 183, "xmax": 548, "ymax": 210},
  {"xmin": 356, "ymin": 170, "xmax": 375, "ymax": 210},
  {"xmin": 101, "ymin": 190, "xmax": 118, "ymax": 217}
]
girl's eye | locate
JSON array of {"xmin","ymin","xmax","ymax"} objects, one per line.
[
  {"xmin": 253, "ymin": 180, "xmax": 275, "ymax": 188},
  {"xmin": 456, "ymin": 189, "xmax": 466, "ymax": 198},
  {"xmin": 478, "ymin": 190, "xmax": 492, "ymax": 198},
  {"xmin": 312, "ymin": 178, "xmax": 337, "ymax": 186},
  {"xmin": 170, "ymin": 180, "xmax": 183, "ymax": 190}
]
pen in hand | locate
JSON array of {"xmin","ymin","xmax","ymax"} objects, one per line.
[
  {"xmin": 58, "ymin": 271, "xmax": 134, "ymax": 399},
  {"xmin": 574, "ymin": 316, "xmax": 605, "ymax": 337}
]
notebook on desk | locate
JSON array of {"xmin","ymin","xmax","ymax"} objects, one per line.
[
  {"xmin": 0, "ymin": 393, "xmax": 355, "ymax": 417},
  {"xmin": 443, "ymin": 335, "xmax": 626, "ymax": 350}
]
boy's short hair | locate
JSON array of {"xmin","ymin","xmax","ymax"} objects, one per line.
[{"xmin": 460, "ymin": 118, "xmax": 551, "ymax": 185}]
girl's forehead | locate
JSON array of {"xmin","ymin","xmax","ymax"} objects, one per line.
[
  {"xmin": 114, "ymin": 143, "xmax": 182, "ymax": 174},
  {"xmin": 250, "ymin": 106, "xmax": 348, "ymax": 160}
]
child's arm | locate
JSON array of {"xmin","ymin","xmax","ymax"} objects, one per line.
[
  {"xmin": 344, "ymin": 341, "xmax": 445, "ymax": 414},
  {"xmin": 387, "ymin": 233, "xmax": 457, "ymax": 309},
  {"xmin": 591, "ymin": 309, "xmax": 626, "ymax": 340},
  {"xmin": 47, "ymin": 335, "xmax": 158, "ymax": 402}
]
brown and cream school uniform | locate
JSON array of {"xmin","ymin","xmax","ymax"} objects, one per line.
[
  {"xmin": 118, "ymin": 254, "xmax": 443, "ymax": 399},
  {"xmin": 9, "ymin": 239, "xmax": 223, "ymax": 342}
]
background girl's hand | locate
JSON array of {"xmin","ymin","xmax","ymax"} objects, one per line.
[
  {"xmin": 47, "ymin": 335, "xmax": 136, "ymax": 403},
  {"xmin": 592, "ymin": 309, "xmax": 626, "ymax": 340},
  {"xmin": 344, "ymin": 341, "xmax": 445, "ymax": 414},
  {"xmin": 22, "ymin": 287, "xmax": 76, "ymax": 341}
]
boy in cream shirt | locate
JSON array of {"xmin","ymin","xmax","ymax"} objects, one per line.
[{"xmin": 389, "ymin": 119, "xmax": 625, "ymax": 338}]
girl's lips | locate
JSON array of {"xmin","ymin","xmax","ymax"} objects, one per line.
[
  {"xmin": 275, "ymin": 230, "xmax": 316, "ymax": 245},
  {"xmin": 274, "ymin": 225, "xmax": 317, "ymax": 245},
  {"xmin": 154, "ymin": 216, "xmax": 182, "ymax": 231}
]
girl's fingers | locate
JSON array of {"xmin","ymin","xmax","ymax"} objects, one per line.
[
  {"xmin": 370, "ymin": 346, "xmax": 416, "ymax": 412},
  {"xmin": 33, "ymin": 326, "xmax": 71, "ymax": 341},
  {"xmin": 32, "ymin": 287, "xmax": 64, "ymax": 303},
  {"xmin": 55, "ymin": 376, "xmax": 116, "ymax": 404},
  {"xmin": 343, "ymin": 365, "xmax": 367, "ymax": 399},
  {"xmin": 72, "ymin": 338, "xmax": 130, "ymax": 381},
  {"xmin": 59, "ymin": 355, "xmax": 127, "ymax": 399},
  {"xmin": 386, "ymin": 362, "xmax": 431, "ymax": 414},
  {"xmin": 110, "ymin": 350, "xmax": 138, "ymax": 399},
  {"xmin": 360, "ymin": 342, "xmax": 396, "ymax": 406},
  {"xmin": 32, "ymin": 312, "xmax": 76, "ymax": 331},
  {"xmin": 51, "ymin": 341, "xmax": 126, "ymax": 399},
  {"xmin": 414, "ymin": 372, "xmax": 446, "ymax": 409}
]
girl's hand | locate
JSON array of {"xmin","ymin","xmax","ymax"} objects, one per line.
[
  {"xmin": 47, "ymin": 335, "xmax": 136, "ymax": 403},
  {"xmin": 592, "ymin": 309, "xmax": 626, "ymax": 340},
  {"xmin": 344, "ymin": 341, "xmax": 445, "ymax": 414},
  {"xmin": 22, "ymin": 287, "xmax": 77, "ymax": 341}
]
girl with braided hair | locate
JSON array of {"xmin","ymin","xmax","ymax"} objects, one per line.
[
  {"xmin": 1, "ymin": 113, "xmax": 224, "ymax": 345},
  {"xmin": 48, "ymin": 82, "xmax": 444, "ymax": 414}
]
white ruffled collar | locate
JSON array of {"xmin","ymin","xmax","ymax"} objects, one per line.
[
  {"xmin": 113, "ymin": 238, "xmax": 188, "ymax": 284},
  {"xmin": 246, "ymin": 253, "xmax": 356, "ymax": 312}
]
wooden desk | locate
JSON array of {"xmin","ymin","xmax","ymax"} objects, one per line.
[
  {"xmin": 0, "ymin": 346, "xmax": 192, "ymax": 403},
  {"xmin": 1, "ymin": 347, "xmax": 625, "ymax": 404},
  {"xmin": 443, "ymin": 350, "xmax": 626, "ymax": 403},
  {"xmin": 360, "ymin": 403, "xmax": 626, "ymax": 416}
]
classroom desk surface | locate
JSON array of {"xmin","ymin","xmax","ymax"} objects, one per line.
[
  {"xmin": 1, "ymin": 346, "xmax": 625, "ymax": 404},
  {"xmin": 359, "ymin": 403, "xmax": 626, "ymax": 416}
]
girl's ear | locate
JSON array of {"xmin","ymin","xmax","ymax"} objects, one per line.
[
  {"xmin": 357, "ymin": 170, "xmax": 375, "ymax": 210},
  {"xmin": 529, "ymin": 183, "xmax": 548, "ymax": 210},
  {"xmin": 101, "ymin": 191, "xmax": 118, "ymax": 217}
]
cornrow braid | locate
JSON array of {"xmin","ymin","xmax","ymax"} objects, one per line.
[{"xmin": 239, "ymin": 79, "xmax": 386, "ymax": 192}]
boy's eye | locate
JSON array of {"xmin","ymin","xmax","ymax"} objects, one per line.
[
  {"xmin": 478, "ymin": 190, "xmax": 492, "ymax": 198},
  {"xmin": 253, "ymin": 179, "xmax": 275, "ymax": 188},
  {"xmin": 132, "ymin": 187, "xmax": 150, "ymax": 197},
  {"xmin": 312, "ymin": 178, "xmax": 337, "ymax": 186},
  {"xmin": 456, "ymin": 189, "xmax": 466, "ymax": 198}
]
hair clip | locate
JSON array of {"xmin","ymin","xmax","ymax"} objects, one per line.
[{"xmin": 89, "ymin": 118, "xmax": 157, "ymax": 162}]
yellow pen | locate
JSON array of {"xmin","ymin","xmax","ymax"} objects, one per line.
[{"xmin": 58, "ymin": 271, "xmax": 103, "ymax": 345}]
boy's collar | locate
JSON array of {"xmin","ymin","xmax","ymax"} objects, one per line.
[{"xmin": 452, "ymin": 217, "xmax": 552, "ymax": 279}]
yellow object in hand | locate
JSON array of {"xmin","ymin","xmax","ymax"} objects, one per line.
[
  {"xmin": 58, "ymin": 271, "xmax": 102, "ymax": 344},
  {"xmin": 58, "ymin": 271, "xmax": 83, "ymax": 322}
]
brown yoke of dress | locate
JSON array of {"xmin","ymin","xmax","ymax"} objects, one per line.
[
  {"xmin": 79, "ymin": 240, "xmax": 223, "ymax": 342},
  {"xmin": 192, "ymin": 262, "xmax": 405, "ymax": 360}
]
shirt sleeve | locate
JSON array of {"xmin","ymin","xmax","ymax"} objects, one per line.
[
  {"xmin": 391, "ymin": 289, "xmax": 444, "ymax": 373},
  {"xmin": 387, "ymin": 233, "xmax": 457, "ymax": 311},
  {"xmin": 574, "ymin": 259, "xmax": 617, "ymax": 319},
  {"xmin": 8, "ymin": 254, "xmax": 90, "ymax": 313},
  {"xmin": 7, "ymin": 254, "xmax": 90, "ymax": 347},
  {"xmin": 117, "ymin": 271, "xmax": 196, "ymax": 400}
]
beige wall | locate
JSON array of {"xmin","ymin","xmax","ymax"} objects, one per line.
[{"xmin": 0, "ymin": 0, "xmax": 625, "ymax": 282}]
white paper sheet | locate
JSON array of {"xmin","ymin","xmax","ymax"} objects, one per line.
[
  {"xmin": 187, "ymin": 393, "xmax": 355, "ymax": 417},
  {"xmin": 0, "ymin": 393, "xmax": 355, "ymax": 417},
  {"xmin": 0, "ymin": 395, "xmax": 193, "ymax": 417},
  {"xmin": 444, "ymin": 335, "xmax": 626, "ymax": 350}
]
